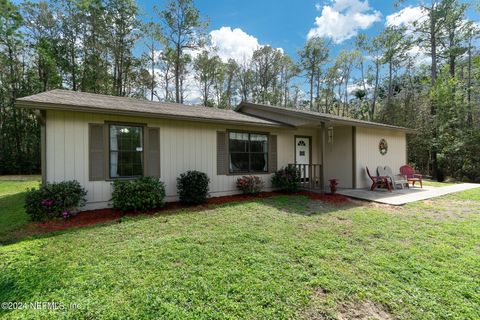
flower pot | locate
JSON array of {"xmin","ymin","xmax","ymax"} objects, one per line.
[{"xmin": 329, "ymin": 179, "xmax": 338, "ymax": 195}]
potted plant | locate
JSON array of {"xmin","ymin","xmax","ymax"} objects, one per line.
[{"xmin": 329, "ymin": 179, "xmax": 338, "ymax": 194}]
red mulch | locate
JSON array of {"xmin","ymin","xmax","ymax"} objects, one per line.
[{"xmin": 27, "ymin": 191, "xmax": 350, "ymax": 234}]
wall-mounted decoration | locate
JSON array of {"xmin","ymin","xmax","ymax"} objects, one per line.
[{"xmin": 379, "ymin": 138, "xmax": 388, "ymax": 155}]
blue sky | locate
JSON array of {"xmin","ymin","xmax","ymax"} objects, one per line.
[
  {"xmin": 137, "ymin": 0, "xmax": 478, "ymax": 61},
  {"xmin": 134, "ymin": 0, "xmax": 478, "ymax": 102}
]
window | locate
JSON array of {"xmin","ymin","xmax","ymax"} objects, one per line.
[
  {"xmin": 109, "ymin": 124, "xmax": 144, "ymax": 178},
  {"xmin": 229, "ymin": 132, "xmax": 268, "ymax": 173}
]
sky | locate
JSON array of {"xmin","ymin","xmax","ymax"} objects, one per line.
[
  {"xmin": 134, "ymin": 0, "xmax": 478, "ymax": 102},
  {"xmin": 137, "ymin": 0, "xmax": 478, "ymax": 63}
]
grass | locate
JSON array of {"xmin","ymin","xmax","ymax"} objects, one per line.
[
  {"xmin": 0, "ymin": 180, "xmax": 479, "ymax": 319},
  {"xmin": 0, "ymin": 178, "xmax": 40, "ymax": 240},
  {"xmin": 421, "ymin": 179, "xmax": 457, "ymax": 187}
]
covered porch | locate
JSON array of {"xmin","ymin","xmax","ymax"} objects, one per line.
[
  {"xmin": 287, "ymin": 123, "xmax": 356, "ymax": 192},
  {"xmin": 237, "ymin": 101, "xmax": 412, "ymax": 193}
]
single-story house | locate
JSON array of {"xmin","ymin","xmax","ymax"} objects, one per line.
[{"xmin": 16, "ymin": 89, "xmax": 414, "ymax": 210}]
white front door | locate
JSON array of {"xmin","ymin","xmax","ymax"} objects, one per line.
[{"xmin": 295, "ymin": 137, "xmax": 311, "ymax": 179}]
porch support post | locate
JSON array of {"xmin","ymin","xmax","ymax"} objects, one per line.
[
  {"xmin": 320, "ymin": 122, "xmax": 326, "ymax": 192},
  {"xmin": 352, "ymin": 126, "xmax": 357, "ymax": 189},
  {"xmin": 36, "ymin": 110, "xmax": 47, "ymax": 184}
]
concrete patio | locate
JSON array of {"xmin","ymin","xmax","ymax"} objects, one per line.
[{"xmin": 336, "ymin": 183, "xmax": 480, "ymax": 205}]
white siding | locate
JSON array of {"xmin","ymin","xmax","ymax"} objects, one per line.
[
  {"xmin": 355, "ymin": 127, "xmax": 407, "ymax": 188},
  {"xmin": 45, "ymin": 110, "xmax": 319, "ymax": 210},
  {"xmin": 323, "ymin": 126, "xmax": 353, "ymax": 188}
]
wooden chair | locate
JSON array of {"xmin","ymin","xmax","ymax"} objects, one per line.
[
  {"xmin": 400, "ymin": 165, "xmax": 423, "ymax": 188},
  {"xmin": 366, "ymin": 166, "xmax": 392, "ymax": 192}
]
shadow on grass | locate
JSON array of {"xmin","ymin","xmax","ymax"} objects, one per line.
[
  {"xmin": 0, "ymin": 192, "xmax": 30, "ymax": 240},
  {"xmin": 0, "ymin": 194, "xmax": 363, "ymax": 246},
  {"xmin": 261, "ymin": 194, "xmax": 361, "ymax": 216}
]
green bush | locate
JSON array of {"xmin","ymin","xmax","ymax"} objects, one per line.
[
  {"xmin": 111, "ymin": 177, "xmax": 166, "ymax": 212},
  {"xmin": 236, "ymin": 176, "xmax": 264, "ymax": 194},
  {"xmin": 25, "ymin": 180, "xmax": 87, "ymax": 221},
  {"xmin": 272, "ymin": 165, "xmax": 301, "ymax": 192},
  {"xmin": 177, "ymin": 170, "xmax": 210, "ymax": 204}
]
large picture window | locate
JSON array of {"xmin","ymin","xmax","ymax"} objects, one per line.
[
  {"xmin": 229, "ymin": 132, "xmax": 268, "ymax": 173},
  {"xmin": 109, "ymin": 124, "xmax": 144, "ymax": 178}
]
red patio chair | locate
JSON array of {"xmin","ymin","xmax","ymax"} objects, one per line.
[
  {"xmin": 366, "ymin": 166, "xmax": 392, "ymax": 192},
  {"xmin": 400, "ymin": 165, "xmax": 423, "ymax": 188}
]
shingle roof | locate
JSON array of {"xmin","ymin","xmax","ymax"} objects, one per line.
[
  {"xmin": 237, "ymin": 101, "xmax": 415, "ymax": 133},
  {"xmin": 16, "ymin": 89, "xmax": 283, "ymax": 127}
]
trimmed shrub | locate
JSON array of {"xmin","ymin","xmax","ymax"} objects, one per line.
[
  {"xmin": 236, "ymin": 176, "xmax": 264, "ymax": 194},
  {"xmin": 177, "ymin": 170, "xmax": 210, "ymax": 204},
  {"xmin": 272, "ymin": 165, "xmax": 301, "ymax": 192},
  {"xmin": 111, "ymin": 177, "xmax": 166, "ymax": 212},
  {"xmin": 25, "ymin": 180, "xmax": 87, "ymax": 221}
]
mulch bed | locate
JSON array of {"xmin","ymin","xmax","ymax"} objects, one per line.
[{"xmin": 25, "ymin": 191, "xmax": 350, "ymax": 235}]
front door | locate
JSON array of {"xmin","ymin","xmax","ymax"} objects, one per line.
[{"xmin": 295, "ymin": 136, "xmax": 311, "ymax": 179}]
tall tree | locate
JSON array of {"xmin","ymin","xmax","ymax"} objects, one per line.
[
  {"xmin": 78, "ymin": 0, "xmax": 110, "ymax": 93},
  {"xmin": 222, "ymin": 59, "xmax": 239, "ymax": 108},
  {"xmin": 193, "ymin": 50, "xmax": 222, "ymax": 106},
  {"xmin": 157, "ymin": 0, "xmax": 207, "ymax": 103},
  {"xmin": 0, "ymin": 0, "xmax": 40, "ymax": 173},
  {"xmin": 56, "ymin": 0, "xmax": 82, "ymax": 91},
  {"xmin": 279, "ymin": 55, "xmax": 299, "ymax": 108},
  {"xmin": 106, "ymin": 0, "xmax": 140, "ymax": 96},
  {"xmin": 441, "ymin": 0, "xmax": 468, "ymax": 78},
  {"xmin": 414, "ymin": 0, "xmax": 447, "ymax": 179},
  {"xmin": 22, "ymin": 1, "xmax": 62, "ymax": 91},
  {"xmin": 142, "ymin": 22, "xmax": 162, "ymax": 101},
  {"xmin": 378, "ymin": 26, "xmax": 411, "ymax": 120},
  {"xmin": 157, "ymin": 47, "xmax": 176, "ymax": 102},
  {"xmin": 251, "ymin": 45, "xmax": 284, "ymax": 105},
  {"xmin": 299, "ymin": 37, "xmax": 329, "ymax": 111}
]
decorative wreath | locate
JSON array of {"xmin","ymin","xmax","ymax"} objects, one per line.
[{"xmin": 379, "ymin": 139, "xmax": 388, "ymax": 155}]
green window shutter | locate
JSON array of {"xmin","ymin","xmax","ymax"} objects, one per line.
[
  {"xmin": 145, "ymin": 127, "xmax": 161, "ymax": 177},
  {"xmin": 268, "ymin": 135, "xmax": 277, "ymax": 173},
  {"xmin": 217, "ymin": 131, "xmax": 228, "ymax": 175},
  {"xmin": 89, "ymin": 123, "xmax": 106, "ymax": 181}
]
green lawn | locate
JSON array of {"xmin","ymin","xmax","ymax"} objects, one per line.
[
  {"xmin": 0, "ymin": 181, "xmax": 479, "ymax": 319},
  {"xmin": 0, "ymin": 178, "xmax": 40, "ymax": 240},
  {"xmin": 421, "ymin": 179, "xmax": 457, "ymax": 187}
]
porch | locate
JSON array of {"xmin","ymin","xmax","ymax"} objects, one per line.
[{"xmin": 335, "ymin": 183, "xmax": 480, "ymax": 205}]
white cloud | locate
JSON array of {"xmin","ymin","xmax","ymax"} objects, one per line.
[
  {"xmin": 308, "ymin": 0, "xmax": 381, "ymax": 43},
  {"xmin": 385, "ymin": 6, "xmax": 431, "ymax": 67},
  {"xmin": 210, "ymin": 27, "xmax": 261, "ymax": 63},
  {"xmin": 150, "ymin": 27, "xmax": 284, "ymax": 104},
  {"xmin": 406, "ymin": 45, "xmax": 430, "ymax": 66},
  {"xmin": 385, "ymin": 6, "xmax": 427, "ymax": 32}
]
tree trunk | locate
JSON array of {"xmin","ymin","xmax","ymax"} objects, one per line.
[
  {"xmin": 315, "ymin": 68, "xmax": 321, "ymax": 112},
  {"xmin": 467, "ymin": 34, "xmax": 472, "ymax": 125},
  {"xmin": 7, "ymin": 43, "xmax": 22, "ymax": 170},
  {"xmin": 309, "ymin": 67, "xmax": 314, "ymax": 111},
  {"xmin": 371, "ymin": 60, "xmax": 380, "ymax": 121},
  {"xmin": 151, "ymin": 45, "xmax": 155, "ymax": 101},
  {"xmin": 174, "ymin": 43, "xmax": 181, "ymax": 103},
  {"xmin": 429, "ymin": 1, "xmax": 438, "ymax": 180},
  {"xmin": 448, "ymin": 30, "xmax": 455, "ymax": 78}
]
